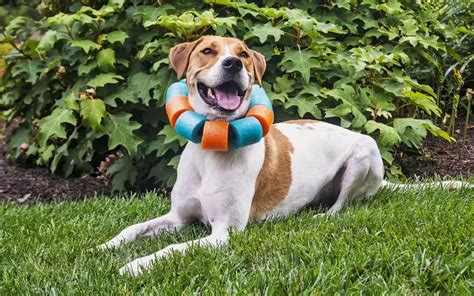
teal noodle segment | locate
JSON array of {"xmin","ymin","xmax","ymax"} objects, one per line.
[
  {"xmin": 249, "ymin": 85, "xmax": 273, "ymax": 111},
  {"xmin": 174, "ymin": 111, "xmax": 207, "ymax": 143},
  {"xmin": 165, "ymin": 80, "xmax": 188, "ymax": 102},
  {"xmin": 229, "ymin": 117, "xmax": 263, "ymax": 148}
]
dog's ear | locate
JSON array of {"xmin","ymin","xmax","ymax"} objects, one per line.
[
  {"xmin": 250, "ymin": 50, "xmax": 266, "ymax": 86},
  {"xmin": 169, "ymin": 37, "xmax": 202, "ymax": 80}
]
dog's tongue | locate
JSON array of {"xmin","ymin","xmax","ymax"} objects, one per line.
[{"xmin": 214, "ymin": 88, "xmax": 241, "ymax": 111}]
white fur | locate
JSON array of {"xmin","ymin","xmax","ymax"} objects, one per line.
[{"xmin": 265, "ymin": 122, "xmax": 383, "ymax": 219}]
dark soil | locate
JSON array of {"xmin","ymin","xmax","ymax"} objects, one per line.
[
  {"xmin": 0, "ymin": 117, "xmax": 472, "ymax": 204},
  {"xmin": 397, "ymin": 118, "xmax": 473, "ymax": 178},
  {"xmin": 0, "ymin": 122, "xmax": 109, "ymax": 204}
]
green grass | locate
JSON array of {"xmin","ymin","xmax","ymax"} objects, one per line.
[{"xmin": 1, "ymin": 187, "xmax": 473, "ymax": 294}]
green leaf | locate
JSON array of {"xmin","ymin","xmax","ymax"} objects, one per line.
[
  {"xmin": 167, "ymin": 155, "xmax": 180, "ymax": 170},
  {"xmin": 285, "ymin": 9, "xmax": 319, "ymax": 33},
  {"xmin": 158, "ymin": 125, "xmax": 187, "ymax": 146},
  {"xmin": 40, "ymin": 144, "xmax": 55, "ymax": 162},
  {"xmin": 148, "ymin": 158, "xmax": 177, "ymax": 188},
  {"xmin": 107, "ymin": 157, "xmax": 137, "ymax": 192},
  {"xmin": 4, "ymin": 124, "xmax": 31, "ymax": 159},
  {"xmin": 105, "ymin": 30, "xmax": 129, "ymax": 44},
  {"xmin": 377, "ymin": 27, "xmax": 399, "ymax": 40},
  {"xmin": 418, "ymin": 35, "xmax": 444, "ymax": 51},
  {"xmin": 11, "ymin": 60, "xmax": 43, "ymax": 84},
  {"xmin": 279, "ymin": 50, "xmax": 320, "ymax": 83},
  {"xmin": 87, "ymin": 73, "xmax": 124, "ymax": 88},
  {"xmin": 374, "ymin": 81, "xmax": 404, "ymax": 97},
  {"xmin": 80, "ymin": 99, "xmax": 106, "ymax": 132},
  {"xmin": 285, "ymin": 96, "xmax": 321, "ymax": 118},
  {"xmin": 96, "ymin": 48, "xmax": 116, "ymax": 72},
  {"xmin": 105, "ymin": 72, "xmax": 163, "ymax": 106},
  {"xmin": 401, "ymin": 19, "xmax": 418, "ymax": 36},
  {"xmin": 36, "ymin": 30, "xmax": 58, "ymax": 54},
  {"xmin": 394, "ymin": 118, "xmax": 450, "ymax": 148},
  {"xmin": 402, "ymin": 90, "xmax": 441, "ymax": 116},
  {"xmin": 273, "ymin": 75, "xmax": 295, "ymax": 93},
  {"xmin": 377, "ymin": 0, "xmax": 402, "ymax": 14},
  {"xmin": 104, "ymin": 113, "xmax": 143, "ymax": 154},
  {"xmin": 109, "ymin": 0, "xmax": 125, "ymax": 8},
  {"xmin": 325, "ymin": 103, "xmax": 352, "ymax": 118},
  {"xmin": 326, "ymin": 85, "xmax": 356, "ymax": 105},
  {"xmin": 244, "ymin": 23, "xmax": 284, "ymax": 43},
  {"xmin": 63, "ymin": 90, "xmax": 80, "ymax": 111},
  {"xmin": 362, "ymin": 87, "xmax": 396, "ymax": 119},
  {"xmin": 51, "ymin": 130, "xmax": 77, "ymax": 173},
  {"xmin": 351, "ymin": 107, "xmax": 367, "ymax": 128},
  {"xmin": 78, "ymin": 61, "xmax": 97, "ymax": 75},
  {"xmin": 146, "ymin": 136, "xmax": 183, "ymax": 158},
  {"xmin": 38, "ymin": 108, "xmax": 77, "ymax": 146},
  {"xmin": 379, "ymin": 146, "xmax": 395, "ymax": 165},
  {"xmin": 152, "ymin": 58, "xmax": 169, "ymax": 72},
  {"xmin": 70, "ymin": 40, "xmax": 101, "ymax": 53},
  {"xmin": 315, "ymin": 21, "xmax": 345, "ymax": 34},
  {"xmin": 365, "ymin": 120, "xmax": 401, "ymax": 146}
]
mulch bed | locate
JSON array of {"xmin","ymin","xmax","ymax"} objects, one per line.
[
  {"xmin": 397, "ymin": 118, "xmax": 473, "ymax": 178},
  {"xmin": 0, "ymin": 121, "xmax": 109, "ymax": 204},
  {"xmin": 0, "ymin": 118, "xmax": 472, "ymax": 204}
]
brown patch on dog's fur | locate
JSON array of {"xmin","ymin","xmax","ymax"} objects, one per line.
[
  {"xmin": 286, "ymin": 119, "xmax": 319, "ymax": 125},
  {"xmin": 250, "ymin": 127, "xmax": 294, "ymax": 221}
]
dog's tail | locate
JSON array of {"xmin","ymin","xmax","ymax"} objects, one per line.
[{"xmin": 380, "ymin": 180, "xmax": 474, "ymax": 191}]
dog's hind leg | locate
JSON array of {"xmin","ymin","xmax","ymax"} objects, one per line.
[
  {"xmin": 326, "ymin": 137, "xmax": 383, "ymax": 216},
  {"xmin": 326, "ymin": 165, "xmax": 369, "ymax": 216}
]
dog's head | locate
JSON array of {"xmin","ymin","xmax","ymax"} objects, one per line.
[{"xmin": 169, "ymin": 36, "xmax": 266, "ymax": 121}]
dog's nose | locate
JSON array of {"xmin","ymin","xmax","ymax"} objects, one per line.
[{"xmin": 222, "ymin": 57, "xmax": 243, "ymax": 73}]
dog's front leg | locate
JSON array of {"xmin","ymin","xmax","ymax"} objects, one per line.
[
  {"xmin": 118, "ymin": 222, "xmax": 230, "ymax": 276},
  {"xmin": 98, "ymin": 147, "xmax": 201, "ymax": 250},
  {"xmin": 97, "ymin": 212, "xmax": 186, "ymax": 250},
  {"xmin": 119, "ymin": 182, "xmax": 256, "ymax": 276}
]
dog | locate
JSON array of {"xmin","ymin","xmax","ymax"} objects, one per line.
[{"xmin": 98, "ymin": 36, "xmax": 470, "ymax": 276}]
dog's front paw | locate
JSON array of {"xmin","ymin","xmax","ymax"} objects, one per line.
[
  {"xmin": 119, "ymin": 255, "xmax": 155, "ymax": 277},
  {"xmin": 97, "ymin": 242, "xmax": 113, "ymax": 251},
  {"xmin": 312, "ymin": 213, "xmax": 327, "ymax": 219},
  {"xmin": 97, "ymin": 237, "xmax": 125, "ymax": 251}
]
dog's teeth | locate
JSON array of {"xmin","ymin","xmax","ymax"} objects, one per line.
[{"xmin": 207, "ymin": 87, "xmax": 213, "ymax": 98}]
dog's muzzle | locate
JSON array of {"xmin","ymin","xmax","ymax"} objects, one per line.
[{"xmin": 197, "ymin": 80, "xmax": 246, "ymax": 112}]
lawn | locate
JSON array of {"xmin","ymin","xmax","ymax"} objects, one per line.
[{"xmin": 1, "ymin": 186, "xmax": 473, "ymax": 294}]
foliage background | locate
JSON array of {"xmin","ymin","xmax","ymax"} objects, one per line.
[{"xmin": 0, "ymin": 0, "xmax": 473, "ymax": 191}]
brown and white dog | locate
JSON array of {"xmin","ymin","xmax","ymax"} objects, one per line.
[{"xmin": 99, "ymin": 36, "xmax": 470, "ymax": 276}]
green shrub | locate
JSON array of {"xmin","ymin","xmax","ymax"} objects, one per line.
[
  {"xmin": 0, "ymin": 0, "xmax": 471, "ymax": 191},
  {"xmin": 0, "ymin": 1, "xmax": 40, "ymax": 27}
]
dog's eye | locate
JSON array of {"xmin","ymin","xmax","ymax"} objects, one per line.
[
  {"xmin": 239, "ymin": 51, "xmax": 249, "ymax": 58},
  {"xmin": 201, "ymin": 48, "xmax": 214, "ymax": 55}
]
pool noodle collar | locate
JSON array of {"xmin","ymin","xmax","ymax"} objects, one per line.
[{"xmin": 165, "ymin": 80, "xmax": 274, "ymax": 151}]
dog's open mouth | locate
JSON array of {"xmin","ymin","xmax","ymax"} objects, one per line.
[{"xmin": 197, "ymin": 81, "xmax": 245, "ymax": 112}]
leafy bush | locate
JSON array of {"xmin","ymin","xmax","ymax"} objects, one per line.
[
  {"xmin": 0, "ymin": 1, "xmax": 40, "ymax": 27},
  {"xmin": 419, "ymin": 0, "xmax": 474, "ymax": 134},
  {"xmin": 0, "ymin": 0, "xmax": 471, "ymax": 191}
]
